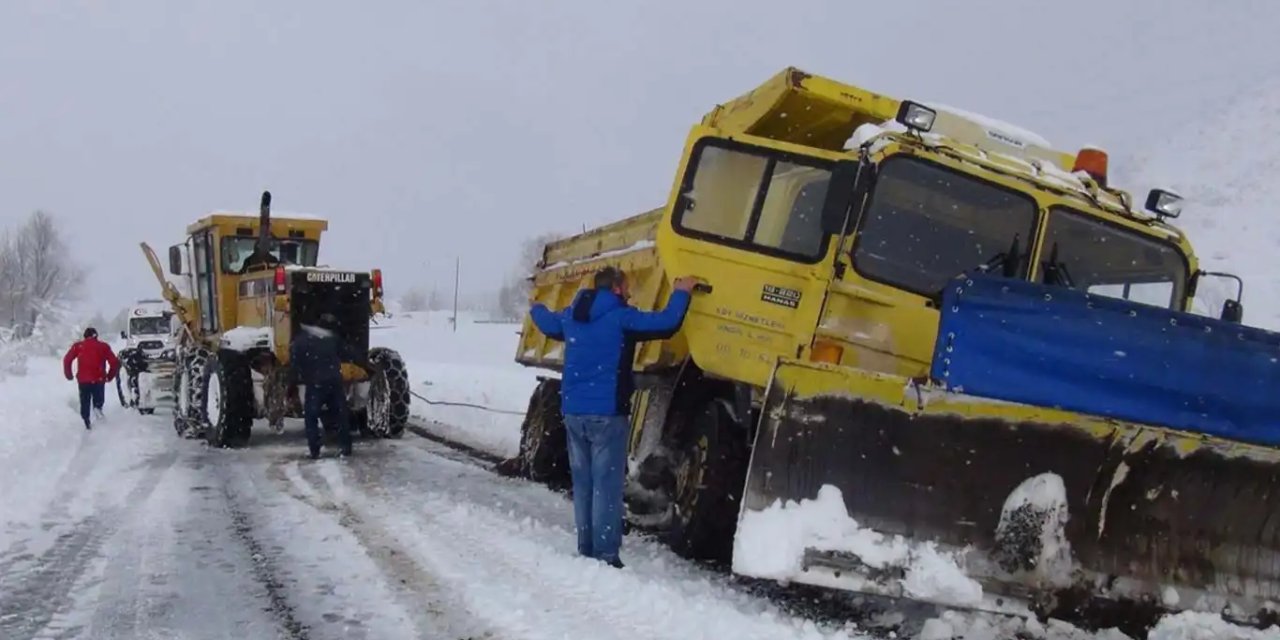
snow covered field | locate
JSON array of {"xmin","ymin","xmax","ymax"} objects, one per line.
[{"xmin": 3, "ymin": 312, "xmax": 1258, "ymax": 639}]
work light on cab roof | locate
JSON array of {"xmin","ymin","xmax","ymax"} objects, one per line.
[
  {"xmin": 1145, "ymin": 188, "xmax": 1184, "ymax": 220},
  {"xmin": 895, "ymin": 100, "xmax": 937, "ymax": 132}
]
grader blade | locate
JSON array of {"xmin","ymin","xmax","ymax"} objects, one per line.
[{"xmin": 733, "ymin": 275, "xmax": 1280, "ymax": 623}]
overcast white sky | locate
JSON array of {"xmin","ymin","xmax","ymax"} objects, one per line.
[{"xmin": 2, "ymin": 0, "xmax": 1277, "ymax": 313}]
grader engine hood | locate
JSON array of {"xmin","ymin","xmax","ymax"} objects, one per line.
[
  {"xmin": 288, "ymin": 269, "xmax": 372, "ymax": 368},
  {"xmin": 737, "ymin": 273, "xmax": 1280, "ymax": 622}
]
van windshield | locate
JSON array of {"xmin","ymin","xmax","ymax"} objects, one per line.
[{"xmin": 129, "ymin": 316, "xmax": 169, "ymax": 335}]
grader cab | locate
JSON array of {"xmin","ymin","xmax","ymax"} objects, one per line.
[
  {"xmin": 509, "ymin": 68, "xmax": 1278, "ymax": 625},
  {"xmin": 141, "ymin": 191, "xmax": 410, "ymax": 448}
]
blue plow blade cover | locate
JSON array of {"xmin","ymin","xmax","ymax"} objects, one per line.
[{"xmin": 931, "ymin": 274, "xmax": 1280, "ymax": 446}]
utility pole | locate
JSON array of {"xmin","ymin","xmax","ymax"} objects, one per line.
[{"xmin": 452, "ymin": 256, "xmax": 460, "ymax": 333}]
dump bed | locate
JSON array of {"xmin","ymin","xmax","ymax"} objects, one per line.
[{"xmin": 516, "ymin": 208, "xmax": 689, "ymax": 373}]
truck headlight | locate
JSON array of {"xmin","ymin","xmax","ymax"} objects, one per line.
[
  {"xmin": 896, "ymin": 101, "xmax": 937, "ymax": 133},
  {"xmin": 1145, "ymin": 189, "xmax": 1183, "ymax": 219}
]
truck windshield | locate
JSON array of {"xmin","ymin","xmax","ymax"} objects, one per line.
[
  {"xmin": 852, "ymin": 156, "xmax": 1038, "ymax": 297},
  {"xmin": 221, "ymin": 237, "xmax": 319, "ymax": 273},
  {"xmin": 129, "ymin": 316, "xmax": 169, "ymax": 335},
  {"xmin": 1040, "ymin": 206, "xmax": 1188, "ymax": 309}
]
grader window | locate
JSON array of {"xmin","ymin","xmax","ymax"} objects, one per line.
[
  {"xmin": 221, "ymin": 236, "xmax": 319, "ymax": 273},
  {"xmin": 674, "ymin": 140, "xmax": 833, "ymax": 262},
  {"xmin": 1043, "ymin": 206, "xmax": 1188, "ymax": 309},
  {"xmin": 852, "ymin": 156, "xmax": 1037, "ymax": 297}
]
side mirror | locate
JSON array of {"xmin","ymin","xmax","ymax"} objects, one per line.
[
  {"xmin": 1194, "ymin": 270, "xmax": 1244, "ymax": 323},
  {"xmin": 168, "ymin": 245, "xmax": 184, "ymax": 276},
  {"xmin": 120, "ymin": 331, "xmax": 127, "ymax": 340},
  {"xmin": 1222, "ymin": 299, "xmax": 1243, "ymax": 323}
]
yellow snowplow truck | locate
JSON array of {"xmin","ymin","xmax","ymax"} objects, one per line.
[
  {"xmin": 141, "ymin": 191, "xmax": 411, "ymax": 448},
  {"xmin": 508, "ymin": 67, "xmax": 1280, "ymax": 624}
]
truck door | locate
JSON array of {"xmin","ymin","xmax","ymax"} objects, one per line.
[
  {"xmin": 816, "ymin": 154, "xmax": 1041, "ymax": 377},
  {"xmin": 659, "ymin": 135, "xmax": 843, "ymax": 388},
  {"xmin": 192, "ymin": 231, "xmax": 219, "ymax": 333}
]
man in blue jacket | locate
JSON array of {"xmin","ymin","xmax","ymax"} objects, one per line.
[{"xmin": 530, "ymin": 267, "xmax": 697, "ymax": 568}]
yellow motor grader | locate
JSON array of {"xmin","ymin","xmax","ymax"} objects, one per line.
[{"xmin": 141, "ymin": 192, "xmax": 410, "ymax": 448}]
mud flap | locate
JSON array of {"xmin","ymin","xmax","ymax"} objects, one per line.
[{"xmin": 734, "ymin": 358, "xmax": 1280, "ymax": 621}]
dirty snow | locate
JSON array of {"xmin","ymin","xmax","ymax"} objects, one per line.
[
  {"xmin": 996, "ymin": 473, "xmax": 1075, "ymax": 587},
  {"xmin": 733, "ymin": 485, "xmax": 984, "ymax": 607}
]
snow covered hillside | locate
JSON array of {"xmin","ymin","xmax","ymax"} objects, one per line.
[
  {"xmin": 1131, "ymin": 80, "xmax": 1280, "ymax": 330},
  {"xmin": 370, "ymin": 310, "xmax": 538, "ymax": 457}
]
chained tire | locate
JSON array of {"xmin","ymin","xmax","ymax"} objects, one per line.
[
  {"xmin": 665, "ymin": 395, "xmax": 750, "ymax": 565},
  {"xmin": 174, "ymin": 348, "xmax": 210, "ymax": 438},
  {"xmin": 365, "ymin": 347, "xmax": 410, "ymax": 438},
  {"xmin": 201, "ymin": 349, "xmax": 255, "ymax": 449},
  {"xmin": 516, "ymin": 379, "xmax": 571, "ymax": 488}
]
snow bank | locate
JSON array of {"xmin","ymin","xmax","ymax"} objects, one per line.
[
  {"xmin": 370, "ymin": 311, "xmax": 539, "ymax": 457},
  {"xmin": 733, "ymin": 485, "xmax": 983, "ymax": 607},
  {"xmin": 1148, "ymin": 612, "xmax": 1280, "ymax": 640}
]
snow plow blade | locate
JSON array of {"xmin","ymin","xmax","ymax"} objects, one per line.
[{"xmin": 734, "ymin": 276, "xmax": 1280, "ymax": 623}]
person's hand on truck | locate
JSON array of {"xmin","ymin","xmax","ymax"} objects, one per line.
[{"xmin": 673, "ymin": 276, "xmax": 708, "ymax": 294}]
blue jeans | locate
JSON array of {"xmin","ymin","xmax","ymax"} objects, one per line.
[
  {"xmin": 303, "ymin": 382, "xmax": 351, "ymax": 455},
  {"xmin": 563, "ymin": 414, "xmax": 629, "ymax": 562},
  {"xmin": 78, "ymin": 383, "xmax": 104, "ymax": 427}
]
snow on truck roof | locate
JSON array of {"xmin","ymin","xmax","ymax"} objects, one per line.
[{"xmin": 206, "ymin": 209, "xmax": 329, "ymax": 221}]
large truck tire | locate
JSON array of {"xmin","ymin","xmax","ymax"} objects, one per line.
[
  {"xmin": 665, "ymin": 396, "xmax": 750, "ymax": 565},
  {"xmin": 366, "ymin": 347, "xmax": 410, "ymax": 438},
  {"xmin": 173, "ymin": 348, "xmax": 210, "ymax": 438},
  {"xmin": 517, "ymin": 379, "xmax": 571, "ymax": 489},
  {"xmin": 202, "ymin": 350, "xmax": 255, "ymax": 449}
]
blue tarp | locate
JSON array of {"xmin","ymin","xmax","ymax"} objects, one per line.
[{"xmin": 931, "ymin": 274, "xmax": 1280, "ymax": 447}]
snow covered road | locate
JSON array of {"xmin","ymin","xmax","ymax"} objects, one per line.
[
  {"xmin": 4, "ymin": 351, "xmax": 1277, "ymax": 640},
  {"xmin": 0, "ymin": 358, "xmax": 872, "ymax": 640}
]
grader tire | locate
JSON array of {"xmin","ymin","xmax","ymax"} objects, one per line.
[
  {"xmin": 367, "ymin": 347, "xmax": 410, "ymax": 438},
  {"xmin": 174, "ymin": 349, "xmax": 210, "ymax": 439},
  {"xmin": 201, "ymin": 350, "xmax": 255, "ymax": 449}
]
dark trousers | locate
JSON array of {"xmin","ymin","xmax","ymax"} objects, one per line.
[
  {"xmin": 78, "ymin": 383, "xmax": 105, "ymax": 426},
  {"xmin": 303, "ymin": 382, "xmax": 351, "ymax": 455}
]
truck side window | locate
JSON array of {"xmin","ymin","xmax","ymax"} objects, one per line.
[
  {"xmin": 851, "ymin": 156, "xmax": 1037, "ymax": 297},
  {"xmin": 674, "ymin": 140, "xmax": 833, "ymax": 263}
]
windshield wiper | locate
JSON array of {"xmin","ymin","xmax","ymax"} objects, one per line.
[
  {"xmin": 977, "ymin": 234, "xmax": 1022, "ymax": 278},
  {"xmin": 1041, "ymin": 242, "xmax": 1075, "ymax": 288}
]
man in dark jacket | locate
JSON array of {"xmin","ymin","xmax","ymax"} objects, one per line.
[
  {"xmin": 289, "ymin": 313, "xmax": 352, "ymax": 459},
  {"xmin": 530, "ymin": 267, "xmax": 697, "ymax": 567},
  {"xmin": 63, "ymin": 327, "xmax": 121, "ymax": 430}
]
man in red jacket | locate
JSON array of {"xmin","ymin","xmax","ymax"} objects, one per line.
[{"xmin": 63, "ymin": 327, "xmax": 120, "ymax": 430}]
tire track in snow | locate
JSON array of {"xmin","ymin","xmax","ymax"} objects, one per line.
[
  {"xmin": 0, "ymin": 449, "xmax": 177, "ymax": 640},
  {"xmin": 267, "ymin": 457, "xmax": 496, "ymax": 639}
]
